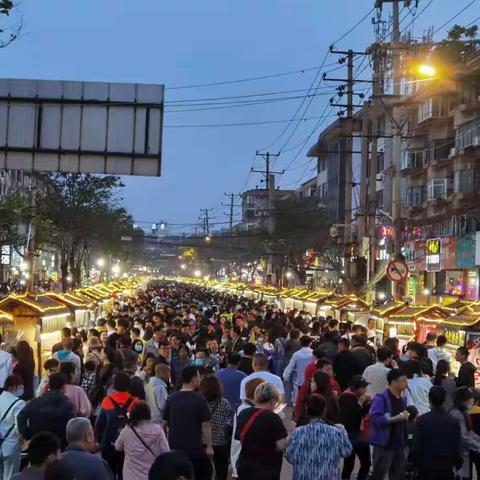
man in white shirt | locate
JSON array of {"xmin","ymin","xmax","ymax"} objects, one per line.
[
  {"xmin": 427, "ymin": 335, "xmax": 451, "ymax": 372},
  {"xmin": 362, "ymin": 346, "xmax": 395, "ymax": 396},
  {"xmin": 239, "ymin": 353, "xmax": 285, "ymax": 400},
  {"xmin": 0, "ymin": 375, "xmax": 26, "ymax": 478},
  {"xmin": 283, "ymin": 336, "xmax": 313, "ymax": 401}
]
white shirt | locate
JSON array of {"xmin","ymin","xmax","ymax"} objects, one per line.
[
  {"xmin": 283, "ymin": 347, "xmax": 313, "ymax": 387},
  {"xmin": 0, "ymin": 390, "xmax": 25, "ymax": 456},
  {"xmin": 407, "ymin": 376, "xmax": 432, "ymax": 415},
  {"xmin": 239, "ymin": 371, "xmax": 285, "ymax": 400},
  {"xmin": 363, "ymin": 362, "xmax": 390, "ymax": 396},
  {"xmin": 428, "ymin": 347, "xmax": 451, "ymax": 372},
  {"xmin": 0, "ymin": 351, "xmax": 13, "ymax": 389}
]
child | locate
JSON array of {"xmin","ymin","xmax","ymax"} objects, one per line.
[
  {"xmin": 36, "ymin": 358, "xmax": 59, "ymax": 397},
  {"xmin": 81, "ymin": 360, "xmax": 97, "ymax": 402}
]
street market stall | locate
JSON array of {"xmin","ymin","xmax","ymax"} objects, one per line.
[
  {"xmin": 44, "ymin": 292, "xmax": 94, "ymax": 329},
  {"xmin": 0, "ymin": 293, "xmax": 71, "ymax": 375}
]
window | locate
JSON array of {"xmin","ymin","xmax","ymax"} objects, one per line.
[
  {"xmin": 401, "ymin": 150, "xmax": 427, "ymax": 170},
  {"xmin": 318, "ymin": 157, "xmax": 327, "ymax": 172},
  {"xmin": 454, "ymin": 170, "xmax": 480, "ymax": 193},
  {"xmin": 376, "ymin": 190, "xmax": 384, "ymax": 208},
  {"xmin": 376, "ymin": 152, "xmax": 384, "ymax": 173},
  {"xmin": 318, "ymin": 183, "xmax": 328, "ymax": 198},
  {"xmin": 418, "ymin": 98, "xmax": 449, "ymax": 123},
  {"xmin": 456, "ymin": 119, "xmax": 480, "ymax": 150},
  {"xmin": 405, "ymin": 186, "xmax": 425, "ymax": 206},
  {"xmin": 427, "ymin": 179, "xmax": 451, "ymax": 200}
]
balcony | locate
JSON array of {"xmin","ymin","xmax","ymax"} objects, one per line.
[
  {"xmin": 401, "ymin": 150, "xmax": 428, "ymax": 175},
  {"xmin": 456, "ymin": 119, "xmax": 480, "ymax": 152}
]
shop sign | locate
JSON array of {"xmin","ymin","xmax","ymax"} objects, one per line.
[
  {"xmin": 466, "ymin": 270, "xmax": 479, "ymax": 301},
  {"xmin": 379, "ymin": 226, "xmax": 394, "ymax": 237},
  {"xmin": 441, "ymin": 237, "xmax": 457, "ymax": 270},
  {"xmin": 407, "ymin": 277, "xmax": 417, "ymax": 303},
  {"xmin": 456, "ymin": 234, "xmax": 476, "ymax": 269},
  {"xmin": 426, "ymin": 238, "xmax": 441, "ymax": 272},
  {"xmin": 0, "ymin": 245, "xmax": 10, "ymax": 265},
  {"xmin": 466, "ymin": 332, "xmax": 480, "ymax": 388}
]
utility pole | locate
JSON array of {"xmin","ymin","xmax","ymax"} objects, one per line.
[
  {"xmin": 198, "ymin": 208, "xmax": 214, "ymax": 236},
  {"xmin": 222, "ymin": 193, "xmax": 241, "ymax": 233},
  {"xmin": 324, "ymin": 48, "xmax": 370, "ymax": 292},
  {"xmin": 252, "ymin": 151, "xmax": 283, "ymax": 284}
]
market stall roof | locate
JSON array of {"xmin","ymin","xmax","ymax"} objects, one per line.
[
  {"xmin": 43, "ymin": 293, "xmax": 92, "ymax": 310},
  {"xmin": 418, "ymin": 312, "xmax": 480, "ymax": 328},
  {"xmin": 77, "ymin": 287, "xmax": 110, "ymax": 300},
  {"xmin": 371, "ymin": 300, "xmax": 407, "ymax": 317},
  {"xmin": 0, "ymin": 293, "xmax": 71, "ymax": 317},
  {"xmin": 388, "ymin": 304, "xmax": 450, "ymax": 321},
  {"xmin": 329, "ymin": 295, "xmax": 370, "ymax": 311}
]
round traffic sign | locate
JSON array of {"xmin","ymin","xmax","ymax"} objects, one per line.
[{"xmin": 386, "ymin": 259, "xmax": 409, "ymax": 283}]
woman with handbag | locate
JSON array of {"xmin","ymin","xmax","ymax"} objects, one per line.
[
  {"xmin": 235, "ymin": 382, "xmax": 287, "ymax": 480},
  {"xmin": 115, "ymin": 401, "xmax": 169, "ymax": 480}
]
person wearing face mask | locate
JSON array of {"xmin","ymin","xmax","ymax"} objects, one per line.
[
  {"xmin": 0, "ymin": 375, "xmax": 26, "ymax": 479},
  {"xmin": 62, "ymin": 417, "xmax": 113, "ymax": 480},
  {"xmin": 450, "ymin": 387, "xmax": 480, "ymax": 480}
]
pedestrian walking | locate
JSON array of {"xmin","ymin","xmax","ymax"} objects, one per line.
[
  {"xmin": 164, "ymin": 366, "xmax": 213, "ymax": 480},
  {"xmin": 235, "ymin": 382, "xmax": 287, "ymax": 480},
  {"xmin": 283, "ymin": 335, "xmax": 313, "ymax": 402},
  {"xmin": 17, "ymin": 373, "xmax": 75, "ymax": 449},
  {"xmin": 0, "ymin": 375, "xmax": 25, "ymax": 480},
  {"xmin": 431, "ymin": 358, "xmax": 456, "ymax": 411},
  {"xmin": 367, "ymin": 369, "xmax": 410, "ymax": 480},
  {"xmin": 339, "ymin": 376, "xmax": 372, "ymax": 480},
  {"xmin": 413, "ymin": 386, "xmax": 462, "ymax": 480},
  {"xmin": 115, "ymin": 401, "xmax": 169, "ymax": 480},
  {"xmin": 62, "ymin": 417, "xmax": 113, "ymax": 480},
  {"xmin": 95, "ymin": 373, "xmax": 139, "ymax": 479},
  {"xmin": 285, "ymin": 394, "xmax": 352, "ymax": 480},
  {"xmin": 199, "ymin": 374, "xmax": 231, "ymax": 480}
]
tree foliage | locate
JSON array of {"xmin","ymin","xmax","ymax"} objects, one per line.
[
  {"xmin": 433, "ymin": 24, "xmax": 479, "ymax": 65},
  {"xmin": 38, "ymin": 173, "xmax": 142, "ymax": 290},
  {"xmin": 0, "ymin": 0, "xmax": 21, "ymax": 48}
]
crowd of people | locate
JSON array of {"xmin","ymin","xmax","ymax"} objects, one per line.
[{"xmin": 0, "ymin": 280, "xmax": 478, "ymax": 480}]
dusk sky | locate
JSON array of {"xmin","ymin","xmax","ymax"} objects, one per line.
[{"xmin": 1, "ymin": 0, "xmax": 474, "ymax": 232}]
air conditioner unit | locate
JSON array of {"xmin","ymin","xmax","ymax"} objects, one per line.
[
  {"xmin": 448, "ymin": 147, "xmax": 457, "ymax": 159},
  {"xmin": 473, "ymin": 136, "xmax": 480, "ymax": 147}
]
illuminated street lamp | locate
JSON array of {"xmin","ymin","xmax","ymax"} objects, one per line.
[
  {"xmin": 205, "ymin": 236, "xmax": 211, "ymax": 242},
  {"xmin": 111, "ymin": 264, "xmax": 121, "ymax": 275},
  {"xmin": 417, "ymin": 64, "xmax": 437, "ymax": 78},
  {"xmin": 194, "ymin": 269, "xmax": 202, "ymax": 278},
  {"xmin": 285, "ymin": 271, "xmax": 293, "ymax": 279},
  {"xmin": 180, "ymin": 264, "xmax": 187, "ymax": 270},
  {"xmin": 96, "ymin": 258, "xmax": 106, "ymax": 268}
]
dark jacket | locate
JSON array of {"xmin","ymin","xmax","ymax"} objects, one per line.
[
  {"xmin": 413, "ymin": 407, "xmax": 462, "ymax": 470},
  {"xmin": 457, "ymin": 361, "xmax": 476, "ymax": 388},
  {"xmin": 17, "ymin": 390, "xmax": 75, "ymax": 448},
  {"xmin": 62, "ymin": 446, "xmax": 113, "ymax": 480},
  {"xmin": 334, "ymin": 350, "xmax": 357, "ymax": 391},
  {"xmin": 238, "ymin": 356, "xmax": 253, "ymax": 376},
  {"xmin": 95, "ymin": 391, "xmax": 139, "ymax": 449}
]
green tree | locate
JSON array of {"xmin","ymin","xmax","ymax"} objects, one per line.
[{"xmin": 39, "ymin": 173, "xmax": 139, "ymax": 290}]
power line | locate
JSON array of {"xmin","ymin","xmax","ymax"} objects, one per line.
[
  {"xmin": 164, "ymin": 91, "xmax": 339, "ymax": 113},
  {"xmin": 164, "ymin": 63, "xmax": 339, "ymax": 91},
  {"xmin": 331, "ymin": 7, "xmax": 376, "ymax": 46},
  {"xmin": 163, "ymin": 114, "xmax": 337, "ymax": 128},
  {"xmin": 433, "ymin": 0, "xmax": 478, "ymax": 35},
  {"xmin": 165, "ymin": 86, "xmax": 338, "ymax": 104}
]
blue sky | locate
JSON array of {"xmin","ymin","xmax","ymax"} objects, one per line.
[{"xmin": 0, "ymin": 0, "xmax": 475, "ymax": 232}]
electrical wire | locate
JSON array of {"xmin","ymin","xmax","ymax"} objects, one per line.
[
  {"xmin": 163, "ymin": 114, "xmax": 337, "ymax": 128},
  {"xmin": 433, "ymin": 0, "xmax": 478, "ymax": 35},
  {"xmin": 165, "ymin": 63, "xmax": 340, "ymax": 91},
  {"xmin": 331, "ymin": 7, "xmax": 376, "ymax": 47},
  {"xmin": 164, "ymin": 91, "xmax": 339, "ymax": 113},
  {"xmin": 466, "ymin": 14, "xmax": 480, "ymax": 26}
]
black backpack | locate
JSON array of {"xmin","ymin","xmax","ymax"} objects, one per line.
[{"xmin": 105, "ymin": 396, "xmax": 135, "ymax": 446}]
